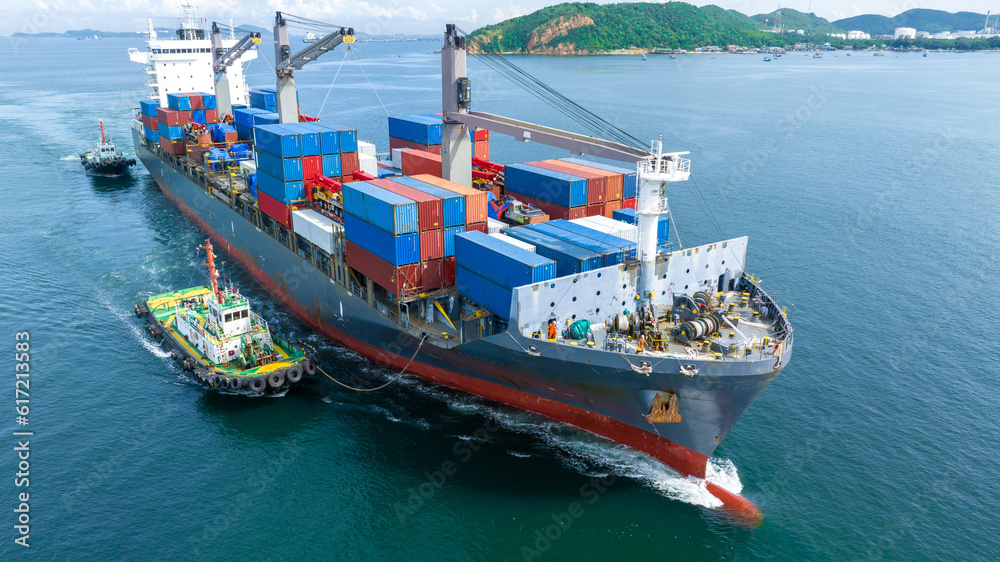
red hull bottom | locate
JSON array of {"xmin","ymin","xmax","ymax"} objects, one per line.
[{"xmin": 158, "ymin": 184, "xmax": 762, "ymax": 523}]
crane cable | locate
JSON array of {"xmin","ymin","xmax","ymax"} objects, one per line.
[{"xmin": 317, "ymin": 48, "xmax": 351, "ymax": 118}]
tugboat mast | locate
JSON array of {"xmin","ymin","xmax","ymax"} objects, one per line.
[{"xmin": 199, "ymin": 239, "xmax": 222, "ymax": 303}]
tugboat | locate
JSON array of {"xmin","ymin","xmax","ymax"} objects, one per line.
[
  {"xmin": 135, "ymin": 239, "xmax": 319, "ymax": 394},
  {"xmin": 80, "ymin": 120, "xmax": 136, "ymax": 175}
]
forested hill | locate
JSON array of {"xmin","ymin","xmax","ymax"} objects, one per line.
[
  {"xmin": 833, "ymin": 9, "xmax": 990, "ymax": 35},
  {"xmin": 751, "ymin": 8, "xmax": 844, "ymax": 35},
  {"xmin": 467, "ymin": 2, "xmax": 793, "ymax": 54}
]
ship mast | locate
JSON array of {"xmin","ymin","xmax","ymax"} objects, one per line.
[
  {"xmin": 635, "ymin": 139, "xmax": 690, "ymax": 305},
  {"xmin": 99, "ymin": 120, "xmax": 106, "ymax": 144},
  {"xmin": 200, "ymin": 239, "xmax": 222, "ymax": 303}
]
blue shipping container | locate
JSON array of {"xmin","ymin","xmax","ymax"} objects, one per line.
[
  {"xmin": 456, "ymin": 266, "xmax": 514, "ymax": 320},
  {"xmin": 249, "ymin": 89, "xmax": 276, "ymax": 107},
  {"xmin": 192, "ymin": 109, "xmax": 206, "ymax": 125},
  {"xmin": 167, "ymin": 93, "xmax": 191, "ymax": 111},
  {"xmin": 256, "ymin": 170, "xmax": 305, "ymax": 204},
  {"xmin": 253, "ymin": 124, "xmax": 301, "ymax": 158},
  {"xmin": 233, "ymin": 107, "xmax": 266, "ymax": 128},
  {"xmin": 343, "ymin": 213, "xmax": 420, "ymax": 266},
  {"xmin": 505, "ymin": 164, "xmax": 589, "ymax": 208},
  {"xmin": 560, "ymin": 157, "xmax": 638, "ymax": 199},
  {"xmin": 158, "ymin": 122, "xmax": 184, "ymax": 139},
  {"xmin": 525, "ymin": 223, "xmax": 627, "ymax": 267},
  {"xmin": 444, "ymin": 226, "xmax": 464, "ymax": 257},
  {"xmin": 199, "ymin": 92, "xmax": 217, "ymax": 110},
  {"xmin": 454, "ymin": 231, "xmax": 556, "ymax": 290},
  {"xmin": 255, "ymin": 150, "xmax": 303, "ymax": 182},
  {"xmin": 252, "ymin": 112, "xmax": 280, "ymax": 127},
  {"xmin": 234, "ymin": 124, "xmax": 253, "ymax": 141},
  {"xmin": 612, "ymin": 208, "xmax": 670, "ymax": 246},
  {"xmin": 281, "ymin": 123, "xmax": 321, "ymax": 157},
  {"xmin": 388, "ymin": 115, "xmax": 443, "ymax": 146},
  {"xmin": 337, "ymin": 128, "xmax": 358, "ymax": 153},
  {"xmin": 391, "ymin": 176, "xmax": 465, "ymax": 228},
  {"xmin": 544, "ymin": 220, "xmax": 636, "ymax": 261},
  {"xmin": 139, "ymin": 99, "xmax": 159, "ymax": 116},
  {"xmin": 341, "ymin": 182, "xmax": 419, "ymax": 235},
  {"xmin": 503, "ymin": 228, "xmax": 602, "ymax": 277},
  {"xmin": 321, "ymin": 154, "xmax": 342, "ymax": 177},
  {"xmin": 143, "ymin": 126, "xmax": 157, "ymax": 143},
  {"xmin": 299, "ymin": 123, "xmax": 340, "ymax": 155}
]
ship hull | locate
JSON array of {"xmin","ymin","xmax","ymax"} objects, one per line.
[{"xmin": 133, "ymin": 129, "xmax": 785, "ymax": 488}]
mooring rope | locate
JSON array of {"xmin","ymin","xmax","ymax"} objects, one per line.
[{"xmin": 317, "ymin": 335, "xmax": 426, "ymax": 392}]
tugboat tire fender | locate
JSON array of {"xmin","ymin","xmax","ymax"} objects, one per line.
[
  {"xmin": 304, "ymin": 359, "xmax": 317, "ymax": 376},
  {"xmin": 267, "ymin": 370, "xmax": 286, "ymax": 389},
  {"xmin": 249, "ymin": 376, "xmax": 267, "ymax": 394},
  {"xmin": 229, "ymin": 376, "xmax": 243, "ymax": 391},
  {"xmin": 170, "ymin": 349, "xmax": 180, "ymax": 361},
  {"xmin": 287, "ymin": 365, "xmax": 303, "ymax": 384}
]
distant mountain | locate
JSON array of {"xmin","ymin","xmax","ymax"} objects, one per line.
[
  {"xmin": 11, "ymin": 23, "xmax": 269, "ymax": 39},
  {"xmin": 751, "ymin": 8, "xmax": 844, "ymax": 35},
  {"xmin": 834, "ymin": 9, "xmax": 989, "ymax": 35}
]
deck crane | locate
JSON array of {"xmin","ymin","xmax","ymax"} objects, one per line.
[
  {"xmin": 210, "ymin": 23, "xmax": 261, "ymax": 115},
  {"xmin": 272, "ymin": 13, "xmax": 355, "ymax": 124},
  {"xmin": 438, "ymin": 24, "xmax": 691, "ymax": 309}
]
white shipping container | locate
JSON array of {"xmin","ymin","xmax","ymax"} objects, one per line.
[
  {"xmin": 292, "ymin": 209, "xmax": 336, "ymax": 254},
  {"xmin": 391, "ymin": 147, "xmax": 410, "ymax": 169},
  {"xmin": 493, "ymin": 232, "xmax": 536, "ymax": 253},
  {"xmin": 487, "ymin": 217, "xmax": 507, "ymax": 234},
  {"xmin": 359, "ymin": 153, "xmax": 378, "ymax": 178},
  {"xmin": 570, "ymin": 216, "xmax": 638, "ymax": 244},
  {"xmin": 358, "ymin": 140, "xmax": 377, "ymax": 156}
]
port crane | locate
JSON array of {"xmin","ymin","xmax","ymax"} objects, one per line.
[
  {"xmin": 209, "ymin": 23, "xmax": 261, "ymax": 115},
  {"xmin": 272, "ymin": 13, "xmax": 354, "ymax": 124}
]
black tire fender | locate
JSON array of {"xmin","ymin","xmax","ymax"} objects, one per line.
[
  {"xmin": 286, "ymin": 365, "xmax": 303, "ymax": 384},
  {"xmin": 267, "ymin": 370, "xmax": 286, "ymax": 389},
  {"xmin": 249, "ymin": 376, "xmax": 267, "ymax": 394},
  {"xmin": 304, "ymin": 359, "xmax": 317, "ymax": 376},
  {"xmin": 229, "ymin": 376, "xmax": 243, "ymax": 391}
]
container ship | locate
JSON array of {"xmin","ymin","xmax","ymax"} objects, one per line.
[{"xmin": 129, "ymin": 7, "xmax": 793, "ymax": 519}]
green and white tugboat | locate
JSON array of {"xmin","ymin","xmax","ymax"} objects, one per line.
[
  {"xmin": 135, "ymin": 239, "xmax": 319, "ymax": 394},
  {"xmin": 80, "ymin": 120, "xmax": 136, "ymax": 176}
]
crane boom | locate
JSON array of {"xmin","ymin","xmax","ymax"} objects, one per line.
[
  {"xmin": 272, "ymin": 12, "xmax": 354, "ymax": 124},
  {"xmin": 210, "ymin": 23, "xmax": 261, "ymax": 115}
]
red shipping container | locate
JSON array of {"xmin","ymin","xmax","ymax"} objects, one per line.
[
  {"xmin": 258, "ymin": 190, "xmax": 291, "ymax": 228},
  {"xmin": 205, "ymin": 108, "xmax": 218, "ymax": 123},
  {"xmin": 412, "ymin": 174, "xmax": 488, "ymax": 224},
  {"xmin": 340, "ymin": 152, "xmax": 360, "ymax": 177},
  {"xmin": 141, "ymin": 114, "xmax": 151, "ymax": 129},
  {"xmin": 178, "ymin": 110, "xmax": 192, "ymax": 124},
  {"xmin": 159, "ymin": 137, "xmax": 185, "ymax": 156},
  {"xmin": 532, "ymin": 160, "xmax": 605, "ymax": 205},
  {"xmin": 503, "ymin": 190, "xmax": 583, "ymax": 221},
  {"xmin": 156, "ymin": 107, "xmax": 184, "ymax": 126},
  {"xmin": 466, "ymin": 222, "xmax": 488, "ymax": 234},
  {"xmin": 443, "ymin": 256, "xmax": 456, "ymax": 286},
  {"xmin": 474, "ymin": 140, "xmax": 490, "ymax": 161},
  {"xmin": 345, "ymin": 240, "xmax": 421, "ymax": 296},
  {"xmin": 420, "ymin": 259, "xmax": 446, "ymax": 291},
  {"xmin": 149, "ymin": 115, "xmax": 158, "ymax": 130},
  {"xmin": 401, "ymin": 149, "xmax": 442, "ymax": 178},
  {"xmin": 473, "ymin": 129, "xmax": 489, "ymax": 142},
  {"xmin": 586, "ymin": 204, "xmax": 603, "ymax": 217},
  {"xmin": 185, "ymin": 93, "xmax": 204, "ymax": 110},
  {"xmin": 370, "ymin": 178, "xmax": 444, "ymax": 231},
  {"xmin": 604, "ymin": 199, "xmax": 622, "ymax": 217},
  {"xmin": 302, "ymin": 156, "xmax": 322, "ymax": 182},
  {"xmin": 622, "ymin": 198, "xmax": 637, "ymax": 209},
  {"xmin": 389, "ymin": 136, "xmax": 441, "ymax": 155},
  {"xmin": 420, "ymin": 229, "xmax": 444, "ymax": 261},
  {"xmin": 552, "ymin": 160, "xmax": 623, "ymax": 201},
  {"xmin": 224, "ymin": 132, "xmax": 238, "ymax": 143}
]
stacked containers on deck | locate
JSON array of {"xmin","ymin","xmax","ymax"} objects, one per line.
[
  {"xmin": 388, "ymin": 114, "xmax": 443, "ymax": 155},
  {"xmin": 400, "ymin": 150, "xmax": 441, "ymax": 178},
  {"xmin": 341, "ymin": 181, "xmax": 421, "ymax": 295},
  {"xmin": 527, "ymin": 161, "xmax": 605, "ymax": 213},
  {"xmin": 232, "ymin": 107, "xmax": 267, "ymax": 141},
  {"xmin": 503, "ymin": 226, "xmax": 603, "ymax": 277},
  {"xmin": 140, "ymin": 99, "xmax": 159, "ymax": 144},
  {"xmin": 504, "ymin": 164, "xmax": 588, "ymax": 221},
  {"xmin": 253, "ymin": 124, "xmax": 303, "ymax": 228},
  {"xmin": 411, "ymin": 174, "xmax": 488, "ymax": 233},
  {"xmin": 571, "ymin": 216, "xmax": 638, "ymax": 245},
  {"xmin": 370, "ymin": 178, "xmax": 448, "ymax": 289},
  {"xmin": 559, "ymin": 158, "xmax": 638, "ymax": 208},
  {"xmin": 358, "ymin": 141, "xmax": 378, "ymax": 178},
  {"xmin": 546, "ymin": 159, "xmax": 624, "ymax": 217},
  {"xmin": 521, "ymin": 222, "xmax": 631, "ymax": 268},
  {"xmin": 542, "ymin": 220, "xmax": 636, "ymax": 262},
  {"xmin": 249, "ymin": 88, "xmax": 278, "ymax": 113},
  {"xmin": 454, "ymin": 231, "xmax": 556, "ymax": 319},
  {"xmin": 156, "ymin": 104, "xmax": 188, "ymax": 156},
  {"xmin": 391, "ymin": 176, "xmax": 467, "ymax": 280},
  {"xmin": 612, "ymin": 208, "xmax": 671, "ymax": 249},
  {"xmin": 331, "ymin": 125, "xmax": 360, "ymax": 181}
]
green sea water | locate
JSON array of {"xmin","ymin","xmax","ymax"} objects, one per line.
[{"xmin": 1, "ymin": 37, "xmax": 998, "ymax": 559}]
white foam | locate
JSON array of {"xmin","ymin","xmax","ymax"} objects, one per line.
[{"xmin": 706, "ymin": 457, "xmax": 743, "ymax": 495}]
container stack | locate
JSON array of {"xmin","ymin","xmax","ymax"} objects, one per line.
[
  {"xmin": 253, "ymin": 124, "xmax": 303, "ymax": 228},
  {"xmin": 369, "ymin": 178, "xmax": 449, "ymax": 289},
  {"xmin": 503, "ymin": 225, "xmax": 604, "ymax": 276},
  {"xmin": 249, "ymin": 88, "xmax": 278, "ymax": 113},
  {"xmin": 341, "ymin": 182, "xmax": 421, "ymax": 296},
  {"xmin": 358, "ymin": 140, "xmax": 378, "ymax": 178},
  {"xmin": 503, "ymin": 164, "xmax": 588, "ymax": 221},
  {"xmin": 558, "ymin": 158, "xmax": 638, "ymax": 209},
  {"xmin": 454, "ymin": 231, "xmax": 556, "ymax": 320},
  {"xmin": 232, "ymin": 108, "xmax": 268, "ymax": 141},
  {"xmin": 612, "ymin": 208, "xmax": 671, "ymax": 249},
  {"xmin": 154, "ymin": 93, "xmax": 220, "ymax": 157},
  {"xmin": 390, "ymin": 176, "xmax": 468, "ymax": 284},
  {"xmin": 400, "ymin": 149, "xmax": 441, "ymax": 177},
  {"xmin": 410, "ymin": 174, "xmax": 488, "ymax": 233},
  {"xmin": 388, "ymin": 114, "xmax": 489, "ymax": 159},
  {"xmin": 533, "ymin": 220, "xmax": 636, "ymax": 264},
  {"xmin": 139, "ymin": 99, "xmax": 159, "ymax": 144},
  {"xmin": 156, "ymin": 105, "xmax": 188, "ymax": 156},
  {"xmin": 570, "ymin": 215, "xmax": 638, "ymax": 245}
]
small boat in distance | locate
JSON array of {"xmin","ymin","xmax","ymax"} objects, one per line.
[
  {"xmin": 303, "ymin": 31, "xmax": 316, "ymax": 43},
  {"xmin": 80, "ymin": 120, "xmax": 135, "ymax": 176},
  {"xmin": 813, "ymin": 52, "xmax": 823, "ymax": 59},
  {"xmin": 763, "ymin": 56, "xmax": 772, "ymax": 62},
  {"xmin": 641, "ymin": 54, "xmax": 646, "ymax": 60},
  {"xmin": 136, "ymin": 239, "xmax": 320, "ymax": 394}
]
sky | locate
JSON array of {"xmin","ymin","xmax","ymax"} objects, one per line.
[{"xmin": 4, "ymin": 0, "xmax": 998, "ymax": 37}]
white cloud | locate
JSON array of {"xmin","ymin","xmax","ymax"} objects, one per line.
[
  {"xmin": 490, "ymin": 2, "xmax": 528, "ymax": 24},
  {"xmin": 455, "ymin": 9, "xmax": 478, "ymax": 23}
]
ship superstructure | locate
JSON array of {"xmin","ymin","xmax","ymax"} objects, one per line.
[
  {"xmin": 127, "ymin": 2, "xmax": 256, "ymax": 107},
  {"xmin": 128, "ymin": 8, "xmax": 792, "ymax": 520}
]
